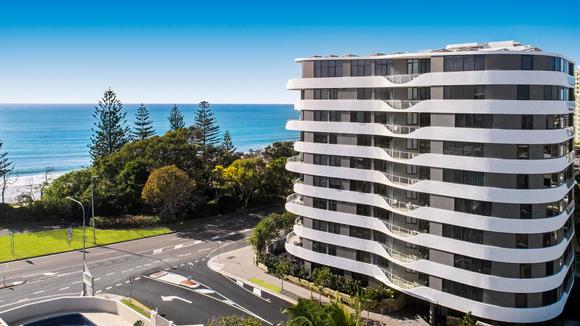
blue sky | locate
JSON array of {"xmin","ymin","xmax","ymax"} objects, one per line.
[{"xmin": 0, "ymin": 0, "xmax": 578, "ymax": 104}]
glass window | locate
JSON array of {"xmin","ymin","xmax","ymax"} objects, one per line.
[
  {"xmin": 351, "ymin": 60, "xmax": 372, "ymax": 76},
  {"xmin": 517, "ymin": 145, "xmax": 529, "ymax": 159},
  {"xmin": 474, "ymin": 55, "xmax": 485, "ymax": 70},
  {"xmin": 521, "ymin": 115, "xmax": 533, "ymax": 129},
  {"xmin": 517, "ymin": 85, "xmax": 530, "ymax": 100},
  {"xmin": 516, "ymin": 234, "xmax": 529, "ymax": 248},
  {"xmin": 407, "ymin": 59, "xmax": 419, "ymax": 74},
  {"xmin": 521, "ymin": 55, "xmax": 533, "ymax": 70}
]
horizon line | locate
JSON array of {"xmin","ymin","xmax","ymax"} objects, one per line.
[{"xmin": 0, "ymin": 102, "xmax": 294, "ymax": 105}]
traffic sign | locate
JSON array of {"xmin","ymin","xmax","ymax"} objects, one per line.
[{"xmin": 187, "ymin": 262, "xmax": 194, "ymax": 271}]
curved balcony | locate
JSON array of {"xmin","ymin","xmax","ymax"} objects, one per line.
[
  {"xmin": 286, "ymin": 231, "xmax": 303, "ymax": 247},
  {"xmin": 382, "ymin": 196, "xmax": 425, "ymax": 212},
  {"xmin": 286, "ymin": 193, "xmax": 303, "ymax": 205},
  {"xmin": 380, "ymin": 219, "xmax": 420, "ymax": 237},
  {"xmin": 382, "ymin": 172, "xmax": 421, "ymax": 185},
  {"xmin": 384, "ymin": 123, "xmax": 420, "ymax": 134},
  {"xmin": 287, "ymin": 155, "xmax": 302, "ymax": 163},
  {"xmin": 380, "ymin": 243, "xmax": 425, "ymax": 263},
  {"xmin": 566, "ymin": 126, "xmax": 575, "ymax": 137},
  {"xmin": 380, "ymin": 267, "xmax": 424, "ymax": 289},
  {"xmin": 384, "ymin": 74, "xmax": 421, "ymax": 84},
  {"xmin": 384, "ymin": 100, "xmax": 421, "ymax": 110},
  {"xmin": 380, "ymin": 147, "xmax": 421, "ymax": 160}
]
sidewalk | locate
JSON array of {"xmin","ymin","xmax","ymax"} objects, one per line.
[{"xmin": 208, "ymin": 246, "xmax": 428, "ymax": 326}]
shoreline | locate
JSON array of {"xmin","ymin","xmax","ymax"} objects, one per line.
[{"xmin": 2, "ymin": 172, "xmax": 65, "ymax": 204}]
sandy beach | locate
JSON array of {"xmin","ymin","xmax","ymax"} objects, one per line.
[{"xmin": 2, "ymin": 172, "xmax": 65, "ymax": 204}]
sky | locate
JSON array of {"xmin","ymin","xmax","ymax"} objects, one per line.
[{"xmin": 0, "ymin": 0, "xmax": 579, "ymax": 104}]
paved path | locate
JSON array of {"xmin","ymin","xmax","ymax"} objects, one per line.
[{"xmin": 208, "ymin": 246, "xmax": 429, "ymax": 326}]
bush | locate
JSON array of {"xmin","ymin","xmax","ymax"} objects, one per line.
[
  {"xmin": 92, "ymin": 215, "xmax": 161, "ymax": 228},
  {"xmin": 141, "ymin": 165, "xmax": 195, "ymax": 220}
]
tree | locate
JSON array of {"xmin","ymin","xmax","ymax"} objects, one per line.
[
  {"xmin": 461, "ymin": 311, "xmax": 477, "ymax": 326},
  {"xmin": 248, "ymin": 211, "xmax": 294, "ymax": 258},
  {"xmin": 89, "ymin": 88, "xmax": 131, "ymax": 161},
  {"xmin": 0, "ymin": 139, "xmax": 14, "ymax": 203},
  {"xmin": 219, "ymin": 130, "xmax": 237, "ymax": 166},
  {"xmin": 262, "ymin": 157, "xmax": 294, "ymax": 199},
  {"xmin": 141, "ymin": 165, "xmax": 195, "ymax": 219},
  {"xmin": 274, "ymin": 256, "xmax": 291, "ymax": 291},
  {"xmin": 263, "ymin": 141, "xmax": 296, "ymax": 161},
  {"xmin": 168, "ymin": 104, "xmax": 185, "ymax": 130},
  {"xmin": 212, "ymin": 157, "xmax": 266, "ymax": 207},
  {"xmin": 133, "ymin": 103, "xmax": 155, "ymax": 140},
  {"xmin": 191, "ymin": 101, "xmax": 220, "ymax": 149},
  {"xmin": 284, "ymin": 298, "xmax": 357, "ymax": 326},
  {"xmin": 313, "ymin": 267, "xmax": 333, "ymax": 301}
]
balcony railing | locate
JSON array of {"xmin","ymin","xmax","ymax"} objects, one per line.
[
  {"xmin": 382, "ymin": 196, "xmax": 425, "ymax": 212},
  {"xmin": 380, "ymin": 148, "xmax": 420, "ymax": 160},
  {"xmin": 568, "ymin": 101, "xmax": 575, "ymax": 111},
  {"xmin": 293, "ymin": 178, "xmax": 304, "ymax": 185},
  {"xmin": 384, "ymin": 100, "xmax": 420, "ymax": 110},
  {"xmin": 381, "ymin": 243, "xmax": 424, "ymax": 263},
  {"xmin": 380, "ymin": 267, "xmax": 423, "ymax": 289},
  {"xmin": 286, "ymin": 231, "xmax": 303, "ymax": 247},
  {"xmin": 382, "ymin": 172, "xmax": 421, "ymax": 185},
  {"xmin": 380, "ymin": 219, "xmax": 420, "ymax": 237},
  {"xmin": 567, "ymin": 127, "xmax": 575, "ymax": 137},
  {"xmin": 286, "ymin": 193, "xmax": 304, "ymax": 205},
  {"xmin": 385, "ymin": 74, "xmax": 421, "ymax": 84},
  {"xmin": 384, "ymin": 124, "xmax": 420, "ymax": 134},
  {"xmin": 287, "ymin": 155, "xmax": 302, "ymax": 163}
]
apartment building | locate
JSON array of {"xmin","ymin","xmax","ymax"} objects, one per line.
[
  {"xmin": 576, "ymin": 68, "xmax": 580, "ymax": 143},
  {"xmin": 284, "ymin": 41, "xmax": 576, "ymax": 323}
]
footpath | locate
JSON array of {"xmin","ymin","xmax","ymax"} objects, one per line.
[{"xmin": 207, "ymin": 246, "xmax": 428, "ymax": 326}]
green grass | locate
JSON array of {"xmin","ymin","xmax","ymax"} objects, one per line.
[
  {"xmin": 0, "ymin": 227, "xmax": 171, "ymax": 263},
  {"xmin": 121, "ymin": 298, "xmax": 151, "ymax": 318},
  {"xmin": 249, "ymin": 277, "xmax": 282, "ymax": 293}
]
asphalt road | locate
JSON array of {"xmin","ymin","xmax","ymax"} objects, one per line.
[{"xmin": 0, "ymin": 208, "xmax": 289, "ymax": 324}]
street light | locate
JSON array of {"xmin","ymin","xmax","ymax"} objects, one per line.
[
  {"xmin": 67, "ymin": 196, "xmax": 86, "ymax": 273},
  {"xmin": 90, "ymin": 176, "xmax": 97, "ymax": 245}
]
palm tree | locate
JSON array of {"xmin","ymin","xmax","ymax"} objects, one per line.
[{"xmin": 284, "ymin": 298, "xmax": 357, "ymax": 326}]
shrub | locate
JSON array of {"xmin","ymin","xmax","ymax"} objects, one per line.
[
  {"xmin": 216, "ymin": 194, "xmax": 237, "ymax": 214},
  {"xmin": 92, "ymin": 215, "xmax": 161, "ymax": 228},
  {"xmin": 141, "ymin": 165, "xmax": 195, "ymax": 220}
]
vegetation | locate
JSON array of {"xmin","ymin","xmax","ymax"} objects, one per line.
[
  {"xmin": 121, "ymin": 298, "xmax": 151, "ymax": 318},
  {"xmin": 141, "ymin": 165, "xmax": 195, "ymax": 220},
  {"xmin": 284, "ymin": 298, "xmax": 357, "ymax": 326},
  {"xmin": 248, "ymin": 211, "xmax": 295, "ymax": 258},
  {"xmin": 0, "ymin": 226, "xmax": 170, "ymax": 263},
  {"xmin": 191, "ymin": 100, "xmax": 221, "ymax": 187},
  {"xmin": 133, "ymin": 103, "xmax": 155, "ymax": 140},
  {"xmin": 168, "ymin": 104, "xmax": 185, "ymax": 130},
  {"xmin": 208, "ymin": 315, "xmax": 262, "ymax": 326},
  {"xmin": 89, "ymin": 88, "xmax": 131, "ymax": 161},
  {"xmin": 248, "ymin": 277, "xmax": 281, "ymax": 293},
  {"xmin": 0, "ymin": 139, "xmax": 14, "ymax": 203},
  {"xmin": 461, "ymin": 311, "xmax": 477, "ymax": 326}
]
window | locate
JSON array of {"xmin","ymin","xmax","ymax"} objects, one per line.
[
  {"xmin": 328, "ymin": 222, "xmax": 340, "ymax": 234},
  {"xmin": 313, "ymin": 133, "xmax": 328, "ymax": 143},
  {"xmin": 517, "ymin": 145, "xmax": 529, "ymax": 159},
  {"xmin": 521, "ymin": 115, "xmax": 533, "ymax": 129},
  {"xmin": 407, "ymin": 139, "xmax": 418, "ymax": 150},
  {"xmin": 444, "ymin": 56, "xmax": 464, "ymax": 72},
  {"xmin": 406, "ymin": 164, "xmax": 418, "ymax": 175},
  {"xmin": 443, "ymin": 169, "xmax": 484, "ymax": 186},
  {"xmin": 406, "ymin": 113, "xmax": 418, "ymax": 125},
  {"xmin": 443, "ymin": 224, "xmax": 483, "ymax": 244},
  {"xmin": 520, "ymin": 204, "xmax": 532, "ymax": 219},
  {"xmin": 474, "ymin": 55, "xmax": 485, "ymax": 70},
  {"xmin": 350, "ymin": 111, "xmax": 371, "ymax": 123},
  {"xmin": 374, "ymin": 59, "xmax": 392, "ymax": 76},
  {"xmin": 407, "ymin": 59, "xmax": 419, "ymax": 74},
  {"xmin": 313, "ymin": 154, "xmax": 329, "ymax": 165},
  {"xmin": 356, "ymin": 204, "xmax": 371, "ymax": 216},
  {"xmin": 328, "ymin": 178, "xmax": 343, "ymax": 190},
  {"xmin": 517, "ymin": 85, "xmax": 530, "ymax": 100},
  {"xmin": 357, "ymin": 88, "xmax": 373, "ymax": 99},
  {"xmin": 314, "ymin": 60, "xmax": 343, "ymax": 77},
  {"xmin": 313, "ymin": 88, "xmax": 338, "ymax": 100},
  {"xmin": 516, "ymin": 234, "xmax": 528, "ymax": 248},
  {"xmin": 454, "ymin": 254, "xmax": 491, "ymax": 274},
  {"xmin": 314, "ymin": 111, "xmax": 329, "ymax": 121},
  {"xmin": 442, "ymin": 279, "xmax": 483, "ymax": 301},
  {"xmin": 328, "ymin": 245, "xmax": 337, "ymax": 256},
  {"xmin": 328, "ymin": 200, "xmax": 337, "ymax": 211},
  {"xmin": 328, "ymin": 155, "xmax": 341, "ymax": 167},
  {"xmin": 313, "ymin": 176, "xmax": 328, "ymax": 187},
  {"xmin": 519, "ymin": 264, "xmax": 531, "ymax": 278},
  {"xmin": 517, "ymin": 175, "xmax": 529, "ymax": 189},
  {"xmin": 455, "ymin": 198, "xmax": 491, "ymax": 216},
  {"xmin": 313, "ymin": 198, "xmax": 328, "ymax": 209},
  {"xmin": 351, "ymin": 60, "xmax": 372, "ymax": 76},
  {"xmin": 443, "ymin": 142, "xmax": 485, "ymax": 157},
  {"xmin": 455, "ymin": 114, "xmax": 492, "ymax": 128},
  {"xmin": 350, "ymin": 226, "xmax": 371, "ymax": 239},
  {"xmin": 515, "ymin": 293, "xmax": 527, "ymax": 308},
  {"xmin": 357, "ymin": 135, "xmax": 372, "ymax": 146},
  {"xmin": 521, "ymin": 55, "xmax": 533, "ymax": 70}
]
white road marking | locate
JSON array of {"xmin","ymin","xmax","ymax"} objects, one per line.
[
  {"xmin": 194, "ymin": 260, "xmax": 199, "ymax": 263},
  {"xmin": 121, "ymin": 268, "xmax": 133, "ymax": 273},
  {"xmin": 17, "ymin": 298, "xmax": 29, "ymax": 303},
  {"xmin": 106, "ymin": 286, "xmax": 112, "ymax": 290},
  {"xmin": 135, "ymin": 277, "xmax": 141, "ymax": 281},
  {"xmin": 106, "ymin": 272, "xmax": 115, "ymax": 276},
  {"xmin": 228, "ymin": 232, "xmax": 236, "ymax": 236},
  {"xmin": 177, "ymin": 253, "xmax": 191, "ymax": 257},
  {"xmin": 135, "ymin": 265, "xmax": 143, "ymax": 269},
  {"xmin": 198, "ymin": 248, "xmax": 211, "ymax": 252},
  {"xmin": 179, "ymin": 264, "xmax": 185, "ymax": 267},
  {"xmin": 33, "ymin": 290, "xmax": 45, "ymax": 295},
  {"xmin": 94, "ymin": 278, "xmax": 101, "ymax": 281},
  {"xmin": 195, "ymin": 289, "xmax": 215, "ymax": 294},
  {"xmin": 153, "ymin": 248, "xmax": 163, "ymax": 255},
  {"xmin": 95, "ymin": 290, "xmax": 102, "ymax": 294},
  {"xmin": 174, "ymin": 244, "xmax": 183, "ymax": 249},
  {"xmin": 161, "ymin": 295, "xmax": 192, "ymax": 304},
  {"xmin": 116, "ymin": 284, "xmax": 122, "ymax": 287},
  {"xmin": 72, "ymin": 281, "xmax": 81, "ymax": 284},
  {"xmin": 42, "ymin": 272, "xmax": 57, "ymax": 277},
  {"xmin": 58, "ymin": 287, "xmax": 70, "ymax": 291},
  {"xmin": 144, "ymin": 264, "xmax": 152, "ymax": 267},
  {"xmin": 125, "ymin": 281, "xmax": 130, "ymax": 284}
]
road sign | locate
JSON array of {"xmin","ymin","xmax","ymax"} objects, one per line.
[
  {"xmin": 187, "ymin": 262, "xmax": 194, "ymax": 271},
  {"xmin": 9, "ymin": 229, "xmax": 14, "ymax": 256},
  {"xmin": 129, "ymin": 275, "xmax": 136, "ymax": 284},
  {"xmin": 67, "ymin": 227, "xmax": 73, "ymax": 242}
]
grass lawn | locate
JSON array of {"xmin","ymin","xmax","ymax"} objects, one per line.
[
  {"xmin": 121, "ymin": 298, "xmax": 151, "ymax": 318},
  {"xmin": 249, "ymin": 277, "xmax": 282, "ymax": 293},
  {"xmin": 0, "ymin": 227, "xmax": 171, "ymax": 263}
]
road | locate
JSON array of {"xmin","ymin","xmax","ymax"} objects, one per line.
[{"xmin": 0, "ymin": 209, "xmax": 290, "ymax": 324}]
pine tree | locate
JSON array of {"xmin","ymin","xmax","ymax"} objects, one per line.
[
  {"xmin": 133, "ymin": 103, "xmax": 155, "ymax": 140},
  {"xmin": 191, "ymin": 101, "xmax": 220, "ymax": 149},
  {"xmin": 220, "ymin": 130, "xmax": 237, "ymax": 166},
  {"xmin": 168, "ymin": 104, "xmax": 185, "ymax": 130},
  {"xmin": 89, "ymin": 88, "xmax": 131, "ymax": 161},
  {"xmin": 0, "ymin": 139, "xmax": 14, "ymax": 203}
]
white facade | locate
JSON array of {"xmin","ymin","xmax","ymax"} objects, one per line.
[
  {"xmin": 284, "ymin": 41, "xmax": 576, "ymax": 323},
  {"xmin": 576, "ymin": 69, "xmax": 580, "ymax": 143}
]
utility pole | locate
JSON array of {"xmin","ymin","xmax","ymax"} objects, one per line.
[{"xmin": 91, "ymin": 176, "xmax": 97, "ymax": 245}]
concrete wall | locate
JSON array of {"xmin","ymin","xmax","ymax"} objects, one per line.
[{"xmin": 0, "ymin": 296, "xmax": 170, "ymax": 326}]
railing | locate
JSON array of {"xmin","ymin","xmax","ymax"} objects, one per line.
[
  {"xmin": 565, "ymin": 200, "xmax": 575, "ymax": 215},
  {"xmin": 382, "ymin": 172, "xmax": 421, "ymax": 185},
  {"xmin": 286, "ymin": 193, "xmax": 304, "ymax": 205},
  {"xmin": 287, "ymin": 155, "xmax": 302, "ymax": 163},
  {"xmin": 382, "ymin": 196, "xmax": 425, "ymax": 211},
  {"xmin": 380, "ymin": 219, "xmax": 420, "ymax": 237},
  {"xmin": 381, "ymin": 243, "xmax": 423, "ymax": 263},
  {"xmin": 385, "ymin": 74, "xmax": 421, "ymax": 84},
  {"xmin": 286, "ymin": 231, "xmax": 303, "ymax": 247},
  {"xmin": 293, "ymin": 178, "xmax": 304, "ymax": 185},
  {"xmin": 295, "ymin": 217, "xmax": 303, "ymax": 226},
  {"xmin": 566, "ymin": 151, "xmax": 575, "ymax": 163},
  {"xmin": 568, "ymin": 101, "xmax": 575, "ymax": 111},
  {"xmin": 567, "ymin": 127, "xmax": 575, "ymax": 137},
  {"xmin": 381, "ymin": 267, "xmax": 423, "ymax": 289},
  {"xmin": 384, "ymin": 100, "xmax": 420, "ymax": 110},
  {"xmin": 384, "ymin": 124, "xmax": 420, "ymax": 134},
  {"xmin": 285, "ymin": 231, "xmax": 295, "ymax": 243},
  {"xmin": 380, "ymin": 147, "xmax": 420, "ymax": 160}
]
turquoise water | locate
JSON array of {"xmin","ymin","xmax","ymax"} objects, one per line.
[{"xmin": 0, "ymin": 104, "xmax": 298, "ymax": 176}]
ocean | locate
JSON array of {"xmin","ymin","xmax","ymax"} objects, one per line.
[{"xmin": 0, "ymin": 103, "xmax": 298, "ymax": 177}]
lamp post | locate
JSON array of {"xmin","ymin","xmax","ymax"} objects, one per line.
[
  {"xmin": 67, "ymin": 196, "xmax": 86, "ymax": 273},
  {"xmin": 90, "ymin": 176, "xmax": 97, "ymax": 245}
]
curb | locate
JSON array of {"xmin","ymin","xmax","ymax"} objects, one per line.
[{"xmin": 206, "ymin": 247, "xmax": 298, "ymax": 305}]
